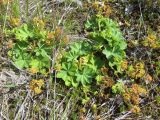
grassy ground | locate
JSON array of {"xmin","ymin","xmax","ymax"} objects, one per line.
[{"xmin": 0, "ymin": 0, "xmax": 160, "ymax": 120}]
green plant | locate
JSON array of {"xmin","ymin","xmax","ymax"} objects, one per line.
[
  {"xmin": 7, "ymin": 19, "xmax": 55, "ymax": 74},
  {"xmin": 127, "ymin": 62, "xmax": 146, "ymax": 79},
  {"xmin": 112, "ymin": 80, "xmax": 125, "ymax": 94},
  {"xmin": 85, "ymin": 15, "xmax": 127, "ymax": 74},
  {"xmin": 57, "ymin": 15, "xmax": 127, "ymax": 88},
  {"xmin": 56, "ymin": 41, "xmax": 104, "ymax": 87}
]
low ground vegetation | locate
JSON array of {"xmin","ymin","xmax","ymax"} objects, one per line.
[{"xmin": 0, "ymin": 0, "xmax": 160, "ymax": 119}]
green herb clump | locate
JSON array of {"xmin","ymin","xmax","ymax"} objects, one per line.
[{"xmin": 85, "ymin": 15, "xmax": 127, "ymax": 74}]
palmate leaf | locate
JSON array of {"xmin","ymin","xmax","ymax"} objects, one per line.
[
  {"xmin": 71, "ymin": 79, "xmax": 79, "ymax": 88},
  {"xmin": 120, "ymin": 41, "xmax": 127, "ymax": 50},
  {"xmin": 102, "ymin": 46, "xmax": 126, "ymax": 73},
  {"xmin": 65, "ymin": 51, "xmax": 79, "ymax": 62},
  {"xmin": 13, "ymin": 24, "xmax": 33, "ymax": 41},
  {"xmin": 86, "ymin": 54, "xmax": 104, "ymax": 72},
  {"xmin": 61, "ymin": 62, "xmax": 77, "ymax": 76},
  {"xmin": 69, "ymin": 41, "xmax": 92, "ymax": 56},
  {"xmin": 102, "ymin": 47, "xmax": 113, "ymax": 59},
  {"xmin": 75, "ymin": 67, "xmax": 95, "ymax": 86},
  {"xmin": 57, "ymin": 71, "xmax": 74, "ymax": 87},
  {"xmin": 57, "ymin": 71, "xmax": 68, "ymax": 80},
  {"xmin": 85, "ymin": 16, "xmax": 98, "ymax": 31},
  {"xmin": 57, "ymin": 69, "xmax": 79, "ymax": 87},
  {"xmin": 29, "ymin": 57, "xmax": 50, "ymax": 73},
  {"xmin": 65, "ymin": 41, "xmax": 93, "ymax": 62},
  {"xmin": 12, "ymin": 50, "xmax": 30, "ymax": 69},
  {"xmin": 57, "ymin": 62, "xmax": 78, "ymax": 86},
  {"xmin": 70, "ymin": 42, "xmax": 82, "ymax": 53},
  {"xmin": 102, "ymin": 46, "xmax": 125, "ymax": 59},
  {"xmin": 15, "ymin": 58, "xmax": 28, "ymax": 69}
]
